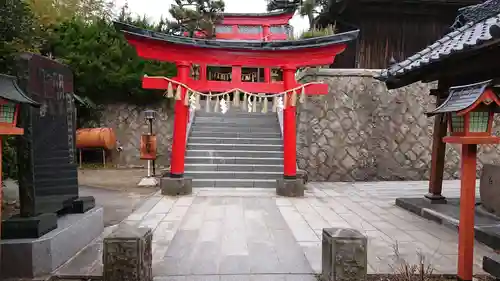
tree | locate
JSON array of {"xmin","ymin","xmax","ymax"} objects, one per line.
[
  {"xmin": 169, "ymin": 0, "xmax": 225, "ymax": 38},
  {"xmin": 0, "ymin": 0, "xmax": 42, "ymax": 75},
  {"xmin": 48, "ymin": 16, "xmax": 176, "ymax": 107},
  {"xmin": 28, "ymin": 0, "xmax": 114, "ymax": 27}
]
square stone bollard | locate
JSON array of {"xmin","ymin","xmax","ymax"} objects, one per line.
[
  {"xmin": 103, "ymin": 224, "xmax": 153, "ymax": 281},
  {"xmin": 322, "ymin": 228, "xmax": 368, "ymax": 281},
  {"xmin": 160, "ymin": 177, "xmax": 192, "ymax": 196},
  {"xmin": 276, "ymin": 178, "xmax": 305, "ymax": 197}
]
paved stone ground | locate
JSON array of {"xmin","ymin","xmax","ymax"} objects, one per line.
[
  {"xmin": 55, "ymin": 180, "xmax": 496, "ymax": 281},
  {"xmin": 80, "ymin": 185, "xmax": 156, "ymax": 226}
]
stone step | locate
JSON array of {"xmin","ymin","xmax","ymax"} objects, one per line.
[
  {"xmin": 191, "ymin": 126, "xmax": 279, "ymax": 133},
  {"xmin": 187, "ymin": 143, "xmax": 283, "ymax": 151},
  {"xmin": 194, "ymin": 118, "xmax": 279, "ymax": 125},
  {"xmin": 195, "ymin": 115, "xmax": 278, "ymax": 120},
  {"xmin": 192, "ymin": 122, "xmax": 280, "ymax": 129},
  {"xmin": 195, "ymin": 112, "xmax": 276, "ymax": 118},
  {"xmin": 185, "ymin": 163, "xmax": 283, "ymax": 172},
  {"xmin": 186, "ymin": 149, "xmax": 283, "ymax": 158},
  {"xmin": 185, "ymin": 171, "xmax": 282, "ymax": 179},
  {"xmin": 185, "ymin": 156, "xmax": 283, "ymax": 165},
  {"xmin": 188, "ymin": 137, "xmax": 282, "ymax": 145},
  {"xmin": 483, "ymin": 254, "xmax": 500, "ymax": 279},
  {"xmin": 190, "ymin": 131, "xmax": 282, "ymax": 139},
  {"xmin": 191, "ymin": 178, "xmax": 277, "ymax": 188}
]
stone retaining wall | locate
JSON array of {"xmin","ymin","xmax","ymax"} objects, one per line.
[
  {"xmin": 99, "ymin": 103, "xmax": 174, "ymax": 167},
  {"xmin": 296, "ymin": 68, "xmax": 500, "ymax": 182}
]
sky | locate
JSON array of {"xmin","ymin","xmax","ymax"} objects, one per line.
[{"xmin": 113, "ymin": 0, "xmax": 310, "ymax": 36}]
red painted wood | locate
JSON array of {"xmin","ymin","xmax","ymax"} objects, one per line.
[
  {"xmin": 125, "ymin": 35, "xmax": 346, "ymax": 68},
  {"xmin": 443, "ymin": 136, "xmax": 500, "ymax": 144},
  {"xmin": 283, "ymin": 67, "xmax": 297, "ymax": 178},
  {"xmin": 457, "ymin": 144, "xmax": 477, "ymax": 281},
  {"xmin": 143, "ymin": 76, "xmax": 329, "ymax": 95},
  {"xmin": 263, "ymin": 25, "xmax": 271, "ymax": 41},
  {"xmin": 221, "ymin": 13, "xmax": 294, "ymax": 26},
  {"xmin": 216, "ymin": 33, "xmax": 265, "ymax": 40},
  {"xmin": 170, "ymin": 63, "xmax": 190, "ymax": 176}
]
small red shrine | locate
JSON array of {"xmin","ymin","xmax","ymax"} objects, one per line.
[{"xmin": 114, "ymin": 9, "xmax": 359, "ymax": 192}]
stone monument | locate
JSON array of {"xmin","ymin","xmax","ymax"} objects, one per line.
[
  {"xmin": 479, "ymin": 164, "xmax": 500, "ymax": 217},
  {"xmin": 0, "ymin": 53, "xmax": 103, "ymax": 279}
]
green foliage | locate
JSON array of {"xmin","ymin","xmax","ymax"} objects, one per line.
[
  {"xmin": 28, "ymin": 0, "xmax": 114, "ymax": 27},
  {"xmin": 0, "ymin": 0, "xmax": 43, "ymax": 75},
  {"xmin": 2, "ymin": 137, "xmax": 18, "ymax": 180},
  {"xmin": 299, "ymin": 25, "xmax": 336, "ymax": 39},
  {"xmin": 47, "ymin": 17, "xmax": 176, "ymax": 105},
  {"xmin": 169, "ymin": 0, "xmax": 225, "ymax": 38}
]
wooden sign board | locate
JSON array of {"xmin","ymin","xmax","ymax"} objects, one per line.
[{"xmin": 140, "ymin": 134, "xmax": 157, "ymax": 160}]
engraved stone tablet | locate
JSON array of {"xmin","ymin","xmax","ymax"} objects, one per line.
[
  {"xmin": 322, "ymin": 228, "xmax": 367, "ymax": 281},
  {"xmin": 103, "ymin": 224, "xmax": 153, "ymax": 281}
]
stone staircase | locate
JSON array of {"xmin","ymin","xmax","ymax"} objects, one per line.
[{"xmin": 185, "ymin": 110, "xmax": 283, "ymax": 188}]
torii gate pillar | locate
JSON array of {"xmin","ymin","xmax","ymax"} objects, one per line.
[
  {"xmin": 282, "ymin": 66, "xmax": 297, "ymax": 178},
  {"xmin": 170, "ymin": 62, "xmax": 190, "ymax": 177},
  {"xmin": 276, "ymin": 66, "xmax": 305, "ymax": 197}
]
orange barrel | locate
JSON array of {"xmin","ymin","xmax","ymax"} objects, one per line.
[{"xmin": 76, "ymin": 128, "xmax": 117, "ymax": 150}]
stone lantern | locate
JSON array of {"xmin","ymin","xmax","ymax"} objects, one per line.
[
  {"xmin": 0, "ymin": 73, "xmax": 39, "ymax": 258},
  {"xmin": 427, "ymin": 80, "xmax": 500, "ymax": 281}
]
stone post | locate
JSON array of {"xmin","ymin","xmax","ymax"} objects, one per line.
[
  {"xmin": 103, "ymin": 224, "xmax": 153, "ymax": 281},
  {"xmin": 322, "ymin": 228, "xmax": 367, "ymax": 281}
]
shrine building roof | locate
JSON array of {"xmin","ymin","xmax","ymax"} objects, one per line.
[
  {"xmin": 0, "ymin": 74, "xmax": 39, "ymax": 106},
  {"xmin": 377, "ymin": 0, "xmax": 500, "ymax": 89},
  {"xmin": 427, "ymin": 80, "xmax": 492, "ymax": 116},
  {"xmin": 221, "ymin": 10, "xmax": 295, "ymax": 18},
  {"xmin": 114, "ymin": 21, "xmax": 359, "ymax": 51}
]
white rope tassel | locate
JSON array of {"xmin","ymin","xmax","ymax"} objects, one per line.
[
  {"xmin": 226, "ymin": 94, "xmax": 230, "ymax": 109},
  {"xmin": 283, "ymin": 93, "xmax": 288, "ymax": 108},
  {"xmin": 175, "ymin": 85, "xmax": 182, "ymax": 100},
  {"xmin": 291, "ymin": 90, "xmax": 297, "ymax": 106},
  {"xmin": 195, "ymin": 94, "xmax": 201, "ymax": 110},
  {"xmin": 242, "ymin": 93, "xmax": 247, "ymax": 111},
  {"xmin": 252, "ymin": 95, "xmax": 257, "ymax": 113},
  {"xmin": 167, "ymin": 82, "xmax": 174, "ymax": 98},
  {"xmin": 234, "ymin": 90, "xmax": 240, "ymax": 106},
  {"xmin": 184, "ymin": 90, "xmax": 190, "ymax": 106},
  {"xmin": 214, "ymin": 96, "xmax": 219, "ymax": 113},
  {"xmin": 299, "ymin": 86, "xmax": 306, "ymax": 104},
  {"xmin": 262, "ymin": 97, "xmax": 268, "ymax": 113},
  {"xmin": 272, "ymin": 96, "xmax": 277, "ymax": 112},
  {"xmin": 206, "ymin": 93, "xmax": 211, "ymax": 112}
]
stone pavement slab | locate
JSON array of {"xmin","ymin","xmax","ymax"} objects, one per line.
[
  {"xmin": 56, "ymin": 180, "xmax": 494, "ymax": 280},
  {"xmin": 280, "ymin": 181, "xmax": 495, "ymax": 275}
]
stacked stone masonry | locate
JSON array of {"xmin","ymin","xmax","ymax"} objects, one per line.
[
  {"xmin": 97, "ymin": 69, "xmax": 500, "ymax": 181},
  {"xmin": 99, "ymin": 103, "xmax": 174, "ymax": 167},
  {"xmin": 296, "ymin": 68, "xmax": 500, "ymax": 182}
]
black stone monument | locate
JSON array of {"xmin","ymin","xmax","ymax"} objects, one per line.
[{"xmin": 1, "ymin": 53, "xmax": 95, "ymax": 239}]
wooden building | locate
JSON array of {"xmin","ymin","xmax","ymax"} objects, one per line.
[{"xmin": 317, "ymin": 0, "xmax": 484, "ymax": 69}]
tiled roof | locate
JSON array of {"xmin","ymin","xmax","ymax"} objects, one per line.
[
  {"xmin": 0, "ymin": 74, "xmax": 39, "ymax": 106},
  {"xmin": 114, "ymin": 21, "xmax": 359, "ymax": 51},
  {"xmin": 427, "ymin": 80, "xmax": 492, "ymax": 116},
  {"xmin": 379, "ymin": 0, "xmax": 500, "ymax": 83}
]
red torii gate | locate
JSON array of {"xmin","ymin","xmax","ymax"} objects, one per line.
[{"xmin": 115, "ymin": 21, "xmax": 359, "ymax": 190}]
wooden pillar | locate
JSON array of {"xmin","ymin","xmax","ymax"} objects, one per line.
[
  {"xmin": 0, "ymin": 137, "xmax": 2, "ymax": 242},
  {"xmin": 263, "ymin": 24, "xmax": 270, "ymax": 41},
  {"xmin": 426, "ymin": 90, "xmax": 448, "ymax": 202},
  {"xmin": 199, "ymin": 64, "xmax": 207, "ymax": 82},
  {"xmin": 170, "ymin": 62, "xmax": 190, "ymax": 177},
  {"xmin": 282, "ymin": 66, "xmax": 297, "ymax": 178},
  {"xmin": 232, "ymin": 66, "xmax": 242, "ymax": 85},
  {"xmin": 457, "ymin": 144, "xmax": 477, "ymax": 281}
]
